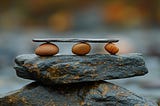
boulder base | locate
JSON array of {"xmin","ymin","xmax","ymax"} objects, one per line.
[{"xmin": 0, "ymin": 81, "xmax": 157, "ymax": 106}]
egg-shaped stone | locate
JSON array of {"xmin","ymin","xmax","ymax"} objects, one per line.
[
  {"xmin": 104, "ymin": 43, "xmax": 119, "ymax": 55},
  {"xmin": 35, "ymin": 43, "xmax": 59, "ymax": 56},
  {"xmin": 72, "ymin": 42, "xmax": 91, "ymax": 55}
]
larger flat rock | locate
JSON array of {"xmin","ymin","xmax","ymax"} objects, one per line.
[
  {"xmin": 0, "ymin": 81, "xmax": 157, "ymax": 106},
  {"xmin": 14, "ymin": 53, "xmax": 148, "ymax": 84}
]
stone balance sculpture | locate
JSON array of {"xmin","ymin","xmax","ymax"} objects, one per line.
[{"xmin": 0, "ymin": 38, "xmax": 158, "ymax": 106}]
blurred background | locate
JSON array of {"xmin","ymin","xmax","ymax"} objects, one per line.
[{"xmin": 0, "ymin": 0, "xmax": 160, "ymax": 105}]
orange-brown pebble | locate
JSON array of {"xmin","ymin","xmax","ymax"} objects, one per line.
[
  {"xmin": 72, "ymin": 42, "xmax": 91, "ymax": 55},
  {"xmin": 104, "ymin": 43, "xmax": 119, "ymax": 55},
  {"xmin": 35, "ymin": 43, "xmax": 59, "ymax": 56}
]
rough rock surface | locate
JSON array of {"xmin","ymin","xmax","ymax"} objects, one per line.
[
  {"xmin": 0, "ymin": 81, "xmax": 157, "ymax": 106},
  {"xmin": 14, "ymin": 53, "xmax": 148, "ymax": 84}
]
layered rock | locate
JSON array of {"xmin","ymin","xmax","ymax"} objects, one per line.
[
  {"xmin": 0, "ymin": 81, "xmax": 157, "ymax": 106},
  {"xmin": 0, "ymin": 53, "xmax": 157, "ymax": 106},
  {"xmin": 14, "ymin": 53, "xmax": 148, "ymax": 84}
]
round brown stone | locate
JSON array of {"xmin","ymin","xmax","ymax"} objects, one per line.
[
  {"xmin": 72, "ymin": 42, "xmax": 91, "ymax": 55},
  {"xmin": 35, "ymin": 43, "xmax": 59, "ymax": 56},
  {"xmin": 104, "ymin": 43, "xmax": 119, "ymax": 55}
]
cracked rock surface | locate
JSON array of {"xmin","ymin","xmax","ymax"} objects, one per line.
[{"xmin": 14, "ymin": 53, "xmax": 148, "ymax": 84}]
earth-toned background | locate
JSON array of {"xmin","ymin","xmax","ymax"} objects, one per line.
[{"xmin": 0, "ymin": 0, "xmax": 160, "ymax": 105}]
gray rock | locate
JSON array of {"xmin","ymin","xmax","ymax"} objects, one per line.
[
  {"xmin": 0, "ymin": 81, "xmax": 157, "ymax": 106},
  {"xmin": 14, "ymin": 53, "xmax": 148, "ymax": 84}
]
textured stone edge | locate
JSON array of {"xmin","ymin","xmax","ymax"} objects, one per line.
[{"xmin": 14, "ymin": 53, "xmax": 148, "ymax": 84}]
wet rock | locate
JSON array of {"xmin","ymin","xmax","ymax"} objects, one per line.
[
  {"xmin": 0, "ymin": 81, "xmax": 157, "ymax": 106},
  {"xmin": 14, "ymin": 53, "xmax": 148, "ymax": 84}
]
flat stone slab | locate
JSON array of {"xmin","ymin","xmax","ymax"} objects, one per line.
[
  {"xmin": 0, "ymin": 81, "xmax": 157, "ymax": 106},
  {"xmin": 32, "ymin": 38, "xmax": 119, "ymax": 43},
  {"xmin": 14, "ymin": 53, "xmax": 148, "ymax": 84}
]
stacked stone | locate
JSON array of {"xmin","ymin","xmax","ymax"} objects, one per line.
[{"xmin": 0, "ymin": 53, "xmax": 158, "ymax": 106}]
